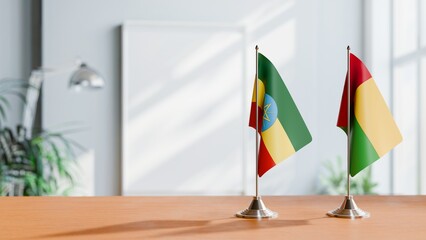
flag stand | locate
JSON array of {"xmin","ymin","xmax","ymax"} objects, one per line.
[
  {"xmin": 236, "ymin": 45, "xmax": 277, "ymax": 219},
  {"xmin": 326, "ymin": 46, "xmax": 369, "ymax": 219},
  {"xmin": 236, "ymin": 196, "xmax": 277, "ymax": 218}
]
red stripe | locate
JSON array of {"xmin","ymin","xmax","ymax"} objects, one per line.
[
  {"xmin": 249, "ymin": 102, "xmax": 263, "ymax": 134},
  {"xmin": 250, "ymin": 103, "xmax": 275, "ymax": 177},
  {"xmin": 337, "ymin": 53, "xmax": 373, "ymax": 128},
  {"xmin": 258, "ymin": 140, "xmax": 276, "ymax": 177}
]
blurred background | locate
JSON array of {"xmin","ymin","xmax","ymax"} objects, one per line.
[{"xmin": 0, "ymin": 0, "xmax": 424, "ymax": 196}]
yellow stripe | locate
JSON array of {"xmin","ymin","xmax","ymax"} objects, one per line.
[
  {"xmin": 354, "ymin": 79, "xmax": 402, "ymax": 156},
  {"xmin": 261, "ymin": 119, "xmax": 296, "ymax": 163},
  {"xmin": 251, "ymin": 78, "xmax": 265, "ymax": 108}
]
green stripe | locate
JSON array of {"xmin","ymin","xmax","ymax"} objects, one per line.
[
  {"xmin": 350, "ymin": 118, "xmax": 380, "ymax": 176},
  {"xmin": 258, "ymin": 53, "xmax": 312, "ymax": 150}
]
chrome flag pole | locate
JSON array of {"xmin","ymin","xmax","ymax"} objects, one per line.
[
  {"xmin": 327, "ymin": 46, "xmax": 369, "ymax": 219},
  {"xmin": 236, "ymin": 45, "xmax": 277, "ymax": 219}
]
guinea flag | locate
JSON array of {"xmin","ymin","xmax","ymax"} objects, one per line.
[
  {"xmin": 337, "ymin": 53, "xmax": 402, "ymax": 177},
  {"xmin": 249, "ymin": 53, "xmax": 312, "ymax": 177}
]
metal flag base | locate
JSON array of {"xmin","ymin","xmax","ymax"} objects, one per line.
[
  {"xmin": 236, "ymin": 196, "xmax": 278, "ymax": 219},
  {"xmin": 327, "ymin": 195, "xmax": 370, "ymax": 219}
]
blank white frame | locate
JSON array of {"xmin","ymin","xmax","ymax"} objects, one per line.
[{"xmin": 121, "ymin": 21, "xmax": 248, "ymax": 195}]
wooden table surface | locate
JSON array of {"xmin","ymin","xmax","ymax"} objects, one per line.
[{"xmin": 0, "ymin": 196, "xmax": 425, "ymax": 239}]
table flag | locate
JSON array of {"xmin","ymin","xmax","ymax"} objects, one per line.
[
  {"xmin": 337, "ymin": 53, "xmax": 402, "ymax": 176},
  {"xmin": 249, "ymin": 53, "xmax": 312, "ymax": 177}
]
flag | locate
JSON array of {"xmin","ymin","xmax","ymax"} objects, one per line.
[
  {"xmin": 337, "ymin": 53, "xmax": 402, "ymax": 177},
  {"xmin": 249, "ymin": 53, "xmax": 312, "ymax": 177}
]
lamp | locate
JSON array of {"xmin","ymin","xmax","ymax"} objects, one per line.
[
  {"xmin": 69, "ymin": 63, "xmax": 105, "ymax": 90},
  {"xmin": 22, "ymin": 61, "xmax": 105, "ymax": 137}
]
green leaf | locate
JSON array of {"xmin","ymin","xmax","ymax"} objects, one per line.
[
  {"xmin": 0, "ymin": 106, "xmax": 6, "ymax": 124},
  {"xmin": 0, "ymin": 96, "xmax": 11, "ymax": 109}
]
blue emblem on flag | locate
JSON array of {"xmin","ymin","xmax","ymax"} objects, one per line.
[{"xmin": 262, "ymin": 94, "xmax": 278, "ymax": 132}]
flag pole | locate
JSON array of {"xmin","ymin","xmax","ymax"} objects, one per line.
[
  {"xmin": 326, "ymin": 46, "xmax": 369, "ymax": 219},
  {"xmin": 346, "ymin": 45, "xmax": 351, "ymax": 198},
  {"xmin": 236, "ymin": 45, "xmax": 277, "ymax": 219},
  {"xmin": 255, "ymin": 45, "xmax": 259, "ymax": 198}
]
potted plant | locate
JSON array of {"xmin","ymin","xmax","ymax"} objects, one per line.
[{"xmin": 0, "ymin": 79, "xmax": 81, "ymax": 196}]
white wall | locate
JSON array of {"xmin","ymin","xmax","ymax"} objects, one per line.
[
  {"xmin": 364, "ymin": 0, "xmax": 393, "ymax": 194},
  {"xmin": 42, "ymin": 0, "xmax": 363, "ymax": 195},
  {"xmin": 0, "ymin": 0, "xmax": 32, "ymax": 127},
  {"xmin": 365, "ymin": 0, "xmax": 426, "ymax": 195}
]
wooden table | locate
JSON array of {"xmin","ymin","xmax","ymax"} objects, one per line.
[{"xmin": 1, "ymin": 196, "xmax": 425, "ymax": 239}]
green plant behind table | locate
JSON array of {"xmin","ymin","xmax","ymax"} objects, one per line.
[
  {"xmin": 0, "ymin": 78, "xmax": 82, "ymax": 196},
  {"xmin": 0, "ymin": 125, "xmax": 84, "ymax": 196},
  {"xmin": 318, "ymin": 156, "xmax": 378, "ymax": 195}
]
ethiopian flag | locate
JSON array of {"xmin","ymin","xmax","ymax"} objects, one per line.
[
  {"xmin": 249, "ymin": 53, "xmax": 312, "ymax": 177},
  {"xmin": 337, "ymin": 53, "xmax": 402, "ymax": 177}
]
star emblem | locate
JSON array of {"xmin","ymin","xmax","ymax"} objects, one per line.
[{"xmin": 263, "ymin": 103, "xmax": 272, "ymax": 122}]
